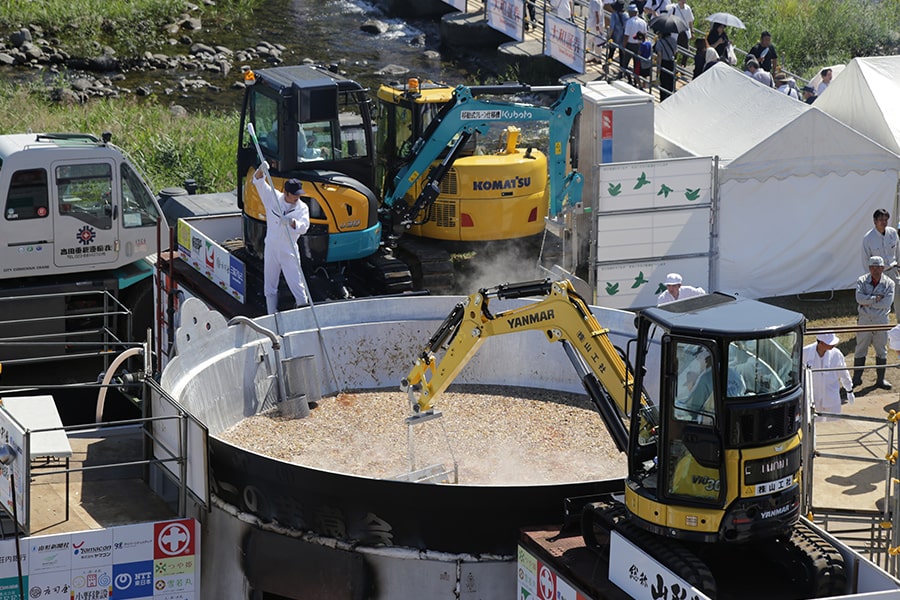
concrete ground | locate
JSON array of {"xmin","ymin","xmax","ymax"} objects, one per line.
[{"xmin": 25, "ymin": 429, "xmax": 175, "ymax": 537}]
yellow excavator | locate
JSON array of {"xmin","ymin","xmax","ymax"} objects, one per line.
[{"xmin": 401, "ymin": 279, "xmax": 846, "ymax": 598}]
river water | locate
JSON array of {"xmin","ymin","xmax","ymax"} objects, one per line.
[{"xmin": 124, "ymin": 0, "xmax": 495, "ymax": 112}]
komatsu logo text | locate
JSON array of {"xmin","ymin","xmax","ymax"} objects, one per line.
[
  {"xmin": 507, "ymin": 309, "xmax": 554, "ymax": 329},
  {"xmin": 473, "ymin": 176, "xmax": 531, "ymax": 191}
]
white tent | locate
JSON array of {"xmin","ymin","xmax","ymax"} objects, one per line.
[
  {"xmin": 813, "ymin": 56, "xmax": 900, "ymax": 155},
  {"xmin": 654, "ymin": 63, "xmax": 900, "ymax": 298}
]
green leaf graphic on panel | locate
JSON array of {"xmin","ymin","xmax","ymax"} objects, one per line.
[
  {"xmin": 685, "ymin": 188, "xmax": 701, "ymax": 201},
  {"xmin": 605, "ymin": 282, "xmax": 620, "ymax": 295},
  {"xmin": 634, "ymin": 172, "xmax": 650, "ymax": 189},
  {"xmin": 632, "ymin": 271, "xmax": 648, "ymax": 288},
  {"xmin": 655, "ymin": 283, "xmax": 666, "ymax": 294},
  {"xmin": 657, "ymin": 184, "xmax": 672, "ymax": 198},
  {"xmin": 608, "ymin": 182, "xmax": 622, "ymax": 196}
]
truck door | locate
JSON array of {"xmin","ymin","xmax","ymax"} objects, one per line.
[
  {"xmin": 53, "ymin": 161, "xmax": 119, "ymax": 268},
  {"xmin": 1, "ymin": 167, "xmax": 54, "ymax": 276},
  {"xmin": 662, "ymin": 337, "xmax": 724, "ymax": 505}
]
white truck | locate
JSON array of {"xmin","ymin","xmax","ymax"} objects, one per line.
[{"xmin": 0, "ymin": 132, "xmax": 166, "ymax": 368}]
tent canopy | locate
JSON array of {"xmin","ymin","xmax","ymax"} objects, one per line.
[
  {"xmin": 813, "ymin": 56, "xmax": 900, "ymax": 156},
  {"xmin": 655, "ymin": 62, "xmax": 900, "ymax": 181}
]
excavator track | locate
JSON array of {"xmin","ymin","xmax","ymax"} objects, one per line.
[
  {"xmin": 583, "ymin": 500, "xmax": 848, "ymax": 599},
  {"xmin": 394, "ymin": 237, "xmax": 456, "ymax": 294},
  {"xmin": 761, "ymin": 519, "xmax": 848, "ymax": 598}
]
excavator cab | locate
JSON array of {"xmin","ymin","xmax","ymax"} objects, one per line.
[
  {"xmin": 237, "ymin": 65, "xmax": 381, "ymax": 268},
  {"xmin": 621, "ymin": 293, "xmax": 804, "ymax": 544},
  {"xmin": 234, "ymin": 65, "xmax": 412, "ymax": 301}
]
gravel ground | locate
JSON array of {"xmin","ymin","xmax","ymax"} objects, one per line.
[{"xmin": 218, "ymin": 384, "xmax": 626, "ymax": 485}]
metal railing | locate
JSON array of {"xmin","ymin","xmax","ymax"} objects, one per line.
[
  {"xmin": 8, "ymin": 377, "xmax": 203, "ymax": 536},
  {"xmin": 0, "ymin": 288, "xmax": 134, "ymax": 368},
  {"xmin": 803, "ymin": 351, "xmax": 900, "ymax": 576}
]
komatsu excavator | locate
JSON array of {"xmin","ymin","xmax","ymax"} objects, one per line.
[{"xmin": 401, "ymin": 279, "xmax": 847, "ymax": 598}]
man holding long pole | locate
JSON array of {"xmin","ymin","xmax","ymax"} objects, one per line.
[{"xmin": 252, "ymin": 167, "xmax": 310, "ymax": 314}]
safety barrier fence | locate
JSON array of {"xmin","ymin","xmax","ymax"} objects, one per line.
[{"xmin": 804, "ymin": 325, "xmax": 900, "ymax": 576}]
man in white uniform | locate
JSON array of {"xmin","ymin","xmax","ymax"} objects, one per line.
[
  {"xmin": 854, "ymin": 256, "xmax": 895, "ymax": 389},
  {"xmin": 803, "ymin": 332, "xmax": 853, "ymax": 420},
  {"xmin": 657, "ymin": 273, "xmax": 705, "ymax": 305},
  {"xmin": 253, "ymin": 168, "xmax": 311, "ymax": 314},
  {"xmin": 862, "ymin": 208, "xmax": 900, "ymax": 318}
]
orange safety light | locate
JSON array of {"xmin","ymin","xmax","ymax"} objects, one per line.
[
  {"xmin": 244, "ymin": 69, "xmax": 257, "ymax": 85},
  {"xmin": 407, "ymin": 78, "xmax": 420, "ymax": 93},
  {"xmin": 461, "ymin": 213, "xmax": 474, "ymax": 227}
]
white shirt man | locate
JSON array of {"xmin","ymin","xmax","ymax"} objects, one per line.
[
  {"xmin": 644, "ymin": 0, "xmax": 670, "ymax": 18},
  {"xmin": 657, "ymin": 273, "xmax": 706, "ymax": 305},
  {"xmin": 554, "ymin": 0, "xmax": 573, "ymax": 20},
  {"xmin": 667, "ymin": 0, "xmax": 694, "ymax": 41},
  {"xmin": 588, "ymin": 0, "xmax": 606, "ymax": 56},
  {"xmin": 802, "ymin": 333, "xmax": 853, "ymax": 419},
  {"xmin": 862, "ymin": 208, "xmax": 900, "ymax": 316},
  {"xmin": 252, "ymin": 169, "xmax": 311, "ymax": 314},
  {"xmin": 624, "ymin": 8, "xmax": 648, "ymax": 45}
]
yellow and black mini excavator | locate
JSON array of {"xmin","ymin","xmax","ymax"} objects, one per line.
[{"xmin": 402, "ymin": 279, "xmax": 846, "ymax": 598}]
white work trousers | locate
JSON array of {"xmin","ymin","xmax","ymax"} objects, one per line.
[{"xmin": 264, "ymin": 240, "xmax": 309, "ymax": 313}]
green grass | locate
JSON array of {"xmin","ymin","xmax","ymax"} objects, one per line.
[
  {"xmin": 0, "ymin": 84, "xmax": 239, "ymax": 194},
  {"xmin": 688, "ymin": 0, "xmax": 900, "ymax": 78},
  {"xmin": 0, "ymin": 0, "xmax": 263, "ymax": 58}
]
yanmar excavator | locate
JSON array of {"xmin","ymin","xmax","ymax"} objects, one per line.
[{"xmin": 401, "ymin": 280, "xmax": 847, "ymax": 599}]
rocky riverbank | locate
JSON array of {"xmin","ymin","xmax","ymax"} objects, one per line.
[{"xmin": 0, "ymin": 0, "xmax": 491, "ymax": 106}]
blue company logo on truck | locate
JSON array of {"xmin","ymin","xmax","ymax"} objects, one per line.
[{"xmin": 473, "ymin": 176, "xmax": 531, "ymax": 191}]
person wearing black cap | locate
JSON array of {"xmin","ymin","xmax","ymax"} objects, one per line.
[
  {"xmin": 801, "ymin": 85, "xmax": 817, "ymax": 104},
  {"xmin": 253, "ymin": 167, "xmax": 311, "ymax": 314}
]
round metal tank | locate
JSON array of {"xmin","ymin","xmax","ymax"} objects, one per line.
[{"xmin": 159, "ymin": 294, "xmax": 652, "ymax": 598}]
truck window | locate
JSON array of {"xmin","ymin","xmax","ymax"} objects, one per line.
[
  {"xmin": 5, "ymin": 168, "xmax": 49, "ymax": 220},
  {"xmin": 120, "ymin": 162, "xmax": 161, "ymax": 228},
  {"xmin": 56, "ymin": 163, "xmax": 113, "ymax": 230}
]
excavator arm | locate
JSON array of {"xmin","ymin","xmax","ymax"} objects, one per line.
[
  {"xmin": 400, "ymin": 279, "xmax": 657, "ymax": 453},
  {"xmin": 382, "ymin": 83, "xmax": 584, "ymax": 237}
]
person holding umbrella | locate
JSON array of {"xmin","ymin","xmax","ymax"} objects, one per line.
[{"xmin": 706, "ymin": 22, "xmax": 729, "ymax": 61}]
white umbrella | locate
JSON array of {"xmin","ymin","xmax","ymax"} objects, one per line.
[{"xmin": 705, "ymin": 12, "xmax": 746, "ymax": 29}]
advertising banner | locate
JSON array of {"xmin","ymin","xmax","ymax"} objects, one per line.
[
  {"xmin": 544, "ymin": 13, "xmax": 585, "ymax": 72},
  {"xmin": 176, "ymin": 218, "xmax": 246, "ymax": 303},
  {"xmin": 486, "ymin": 0, "xmax": 525, "ymax": 41},
  {"xmin": 0, "ymin": 518, "xmax": 203, "ymax": 600}
]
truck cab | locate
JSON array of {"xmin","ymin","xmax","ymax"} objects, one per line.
[
  {"xmin": 1, "ymin": 133, "xmax": 164, "ymax": 278},
  {"xmin": 0, "ymin": 133, "xmax": 166, "ymax": 362}
]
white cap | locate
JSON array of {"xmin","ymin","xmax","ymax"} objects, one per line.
[
  {"xmin": 869, "ymin": 256, "xmax": 885, "ymax": 267},
  {"xmin": 664, "ymin": 273, "xmax": 683, "ymax": 285},
  {"xmin": 816, "ymin": 332, "xmax": 839, "ymax": 347}
]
